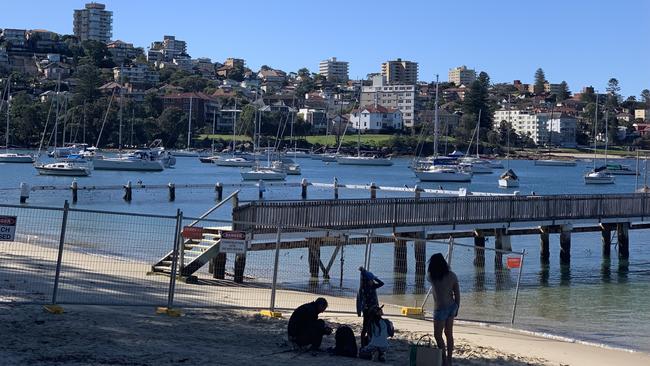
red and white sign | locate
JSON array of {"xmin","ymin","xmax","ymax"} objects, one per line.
[
  {"xmin": 0, "ymin": 216, "xmax": 17, "ymax": 242},
  {"xmin": 220, "ymin": 230, "xmax": 247, "ymax": 254},
  {"xmin": 181, "ymin": 226, "xmax": 204, "ymax": 240},
  {"xmin": 506, "ymin": 256, "xmax": 522, "ymax": 269}
]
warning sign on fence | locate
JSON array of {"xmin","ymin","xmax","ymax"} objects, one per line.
[
  {"xmin": 0, "ymin": 216, "xmax": 17, "ymax": 242},
  {"xmin": 220, "ymin": 230, "xmax": 247, "ymax": 254},
  {"xmin": 182, "ymin": 226, "xmax": 204, "ymax": 240},
  {"xmin": 506, "ymin": 256, "xmax": 522, "ymax": 269}
]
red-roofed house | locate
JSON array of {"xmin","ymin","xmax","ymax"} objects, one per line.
[
  {"xmin": 349, "ymin": 105, "xmax": 403, "ymax": 131},
  {"xmin": 161, "ymin": 92, "xmax": 219, "ymax": 125}
]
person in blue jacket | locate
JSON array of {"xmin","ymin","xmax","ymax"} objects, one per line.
[{"xmin": 357, "ymin": 266, "xmax": 384, "ymax": 347}]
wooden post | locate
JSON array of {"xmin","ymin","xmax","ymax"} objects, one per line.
[
  {"xmin": 212, "ymin": 253, "xmax": 226, "ymax": 279},
  {"xmin": 168, "ymin": 183, "xmax": 175, "ymax": 201},
  {"xmin": 540, "ymin": 226, "xmax": 550, "ymax": 265},
  {"xmin": 19, "ymin": 182, "xmax": 30, "ymax": 204},
  {"xmin": 233, "ymin": 253, "xmax": 246, "ymax": 283},
  {"xmin": 473, "ymin": 230, "xmax": 485, "ymax": 267},
  {"xmin": 333, "ymin": 177, "xmax": 339, "ymax": 199},
  {"xmin": 494, "ymin": 228, "xmax": 508, "ymax": 269},
  {"xmin": 123, "ymin": 181, "xmax": 132, "ymax": 202},
  {"xmin": 414, "ymin": 185, "xmax": 422, "ymax": 200},
  {"xmin": 71, "ymin": 179, "xmax": 78, "ymax": 204},
  {"xmin": 308, "ymin": 238, "xmax": 321, "ymax": 278},
  {"xmin": 258, "ymin": 180, "xmax": 264, "ymax": 200},
  {"xmin": 617, "ymin": 222, "xmax": 630, "ymax": 260},
  {"xmin": 370, "ymin": 182, "xmax": 377, "ymax": 200},
  {"xmin": 215, "ymin": 182, "xmax": 223, "ymax": 201},
  {"xmin": 414, "ymin": 231, "xmax": 426, "ymax": 285},
  {"xmin": 301, "ymin": 178, "xmax": 308, "ymax": 200},
  {"xmin": 393, "ymin": 236, "xmax": 407, "ymax": 274},
  {"xmin": 601, "ymin": 224, "xmax": 612, "ymax": 259},
  {"xmin": 560, "ymin": 224, "xmax": 572, "ymax": 266}
]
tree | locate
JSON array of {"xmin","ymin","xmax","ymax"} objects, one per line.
[
  {"xmin": 556, "ymin": 81, "xmax": 570, "ymax": 102},
  {"xmin": 606, "ymin": 78, "xmax": 620, "ymax": 108},
  {"xmin": 155, "ymin": 107, "xmax": 185, "ymax": 147},
  {"xmin": 641, "ymin": 89, "xmax": 650, "ymax": 106},
  {"xmin": 297, "ymin": 68, "xmax": 310, "ymax": 78},
  {"xmin": 478, "ymin": 71, "xmax": 490, "ymax": 89},
  {"xmin": 458, "ymin": 79, "xmax": 493, "ymax": 142},
  {"xmin": 79, "ymin": 40, "xmax": 114, "ymax": 68},
  {"xmin": 73, "ymin": 64, "xmax": 102, "ymax": 104},
  {"xmin": 533, "ymin": 68, "xmax": 547, "ymax": 95}
]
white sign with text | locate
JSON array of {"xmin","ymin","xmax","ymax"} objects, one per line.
[
  {"xmin": 219, "ymin": 230, "xmax": 247, "ymax": 254},
  {"xmin": 0, "ymin": 216, "xmax": 17, "ymax": 242}
]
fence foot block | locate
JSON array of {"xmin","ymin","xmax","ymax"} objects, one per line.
[
  {"xmin": 400, "ymin": 307, "xmax": 423, "ymax": 318},
  {"xmin": 156, "ymin": 307, "xmax": 182, "ymax": 317},
  {"xmin": 43, "ymin": 305, "xmax": 64, "ymax": 314},
  {"xmin": 260, "ymin": 310, "xmax": 283, "ymax": 318}
]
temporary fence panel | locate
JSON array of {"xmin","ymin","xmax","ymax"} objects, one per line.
[
  {"xmin": 0, "ymin": 204, "xmax": 64, "ymax": 304},
  {"xmin": 54, "ymin": 208, "xmax": 178, "ymax": 306}
]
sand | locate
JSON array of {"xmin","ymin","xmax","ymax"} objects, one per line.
[{"xmin": 1, "ymin": 242, "xmax": 650, "ymax": 366}]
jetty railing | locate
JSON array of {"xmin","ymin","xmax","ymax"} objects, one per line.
[
  {"xmin": 233, "ymin": 193, "xmax": 650, "ymax": 232},
  {"xmin": 0, "ymin": 201, "xmax": 526, "ymax": 324}
]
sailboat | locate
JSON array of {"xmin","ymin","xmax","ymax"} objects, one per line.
[
  {"xmin": 0, "ymin": 77, "xmax": 34, "ymax": 163},
  {"xmin": 416, "ymin": 75, "xmax": 472, "ymax": 182},
  {"xmin": 498, "ymin": 98, "xmax": 519, "ymax": 188},
  {"xmin": 584, "ymin": 96, "xmax": 615, "ymax": 184},
  {"xmin": 272, "ymin": 102, "xmax": 301, "ymax": 175},
  {"xmin": 534, "ymin": 108, "xmax": 577, "ymax": 166},
  {"xmin": 458, "ymin": 110, "xmax": 493, "ymax": 174},
  {"xmin": 215, "ymin": 103, "xmax": 254, "ymax": 167},
  {"xmin": 171, "ymin": 95, "xmax": 206, "ymax": 157},
  {"xmin": 241, "ymin": 97, "xmax": 286, "ymax": 180}
]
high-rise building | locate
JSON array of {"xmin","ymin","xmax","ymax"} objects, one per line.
[
  {"xmin": 360, "ymin": 75, "xmax": 417, "ymax": 128},
  {"xmin": 494, "ymin": 109, "xmax": 577, "ymax": 147},
  {"xmin": 73, "ymin": 3, "xmax": 113, "ymax": 43},
  {"xmin": 381, "ymin": 58, "xmax": 418, "ymax": 85},
  {"xmin": 318, "ymin": 57, "xmax": 349, "ymax": 83},
  {"xmin": 448, "ymin": 65, "xmax": 476, "ymax": 86}
]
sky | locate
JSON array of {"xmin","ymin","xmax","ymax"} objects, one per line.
[{"xmin": 1, "ymin": 0, "xmax": 649, "ymax": 97}]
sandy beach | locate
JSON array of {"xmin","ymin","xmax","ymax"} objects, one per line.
[{"xmin": 1, "ymin": 242, "xmax": 650, "ymax": 365}]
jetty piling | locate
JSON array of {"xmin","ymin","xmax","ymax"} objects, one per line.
[
  {"xmin": 71, "ymin": 180, "xmax": 78, "ymax": 203},
  {"xmin": 414, "ymin": 231, "xmax": 427, "ymax": 286},
  {"xmin": 601, "ymin": 224, "xmax": 612, "ymax": 258},
  {"xmin": 215, "ymin": 182, "xmax": 223, "ymax": 201},
  {"xmin": 560, "ymin": 224, "xmax": 572, "ymax": 265},
  {"xmin": 123, "ymin": 181, "xmax": 132, "ymax": 202},
  {"xmin": 333, "ymin": 178, "xmax": 339, "ymax": 199},
  {"xmin": 370, "ymin": 182, "xmax": 377, "ymax": 199},
  {"xmin": 301, "ymin": 178, "xmax": 308, "ymax": 200},
  {"xmin": 19, "ymin": 182, "xmax": 29, "ymax": 203},
  {"xmin": 473, "ymin": 230, "xmax": 486, "ymax": 267},
  {"xmin": 617, "ymin": 222, "xmax": 630, "ymax": 259},
  {"xmin": 307, "ymin": 238, "xmax": 321, "ymax": 279},
  {"xmin": 393, "ymin": 234, "xmax": 408, "ymax": 274},
  {"xmin": 540, "ymin": 226, "xmax": 550, "ymax": 265},
  {"xmin": 168, "ymin": 183, "xmax": 175, "ymax": 202}
]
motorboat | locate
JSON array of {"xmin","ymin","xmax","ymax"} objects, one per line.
[
  {"xmin": 170, "ymin": 149, "xmax": 207, "ymax": 157},
  {"xmin": 285, "ymin": 149, "xmax": 311, "ymax": 159},
  {"xmin": 35, "ymin": 159, "xmax": 91, "ymax": 177},
  {"xmin": 584, "ymin": 170, "xmax": 615, "ymax": 184},
  {"xmin": 458, "ymin": 158, "xmax": 493, "ymax": 174},
  {"xmin": 94, "ymin": 150, "xmax": 165, "ymax": 171},
  {"xmin": 241, "ymin": 168, "xmax": 287, "ymax": 181},
  {"xmin": 199, "ymin": 155, "xmax": 220, "ymax": 164},
  {"xmin": 215, "ymin": 157, "xmax": 255, "ymax": 167},
  {"xmin": 0, "ymin": 152, "xmax": 34, "ymax": 163},
  {"xmin": 600, "ymin": 163, "xmax": 637, "ymax": 176},
  {"xmin": 534, "ymin": 159, "xmax": 577, "ymax": 167},
  {"xmin": 498, "ymin": 169, "xmax": 519, "ymax": 188},
  {"xmin": 336, "ymin": 155, "xmax": 393, "ymax": 166},
  {"xmin": 415, "ymin": 165, "xmax": 472, "ymax": 182}
]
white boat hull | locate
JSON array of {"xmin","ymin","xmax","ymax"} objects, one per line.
[
  {"xmin": 415, "ymin": 169, "xmax": 472, "ymax": 182},
  {"xmin": 0, "ymin": 154, "xmax": 34, "ymax": 163},
  {"xmin": 498, "ymin": 178, "xmax": 519, "ymax": 188},
  {"xmin": 241, "ymin": 169, "xmax": 287, "ymax": 181},
  {"xmin": 584, "ymin": 172, "xmax": 615, "ymax": 184},
  {"xmin": 463, "ymin": 164, "xmax": 493, "ymax": 174},
  {"xmin": 215, "ymin": 158, "xmax": 255, "ymax": 167},
  {"xmin": 94, "ymin": 159, "xmax": 164, "ymax": 171},
  {"xmin": 336, "ymin": 156, "xmax": 393, "ymax": 166},
  {"xmin": 534, "ymin": 160, "xmax": 577, "ymax": 167},
  {"xmin": 35, "ymin": 164, "xmax": 91, "ymax": 177}
]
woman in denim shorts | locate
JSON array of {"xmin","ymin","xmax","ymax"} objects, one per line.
[{"xmin": 428, "ymin": 253, "xmax": 460, "ymax": 366}]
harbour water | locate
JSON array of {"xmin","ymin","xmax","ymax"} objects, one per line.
[{"xmin": 1, "ymin": 155, "xmax": 649, "ymax": 352}]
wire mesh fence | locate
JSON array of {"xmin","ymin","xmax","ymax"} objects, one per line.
[{"xmin": 0, "ymin": 202, "xmax": 527, "ymax": 324}]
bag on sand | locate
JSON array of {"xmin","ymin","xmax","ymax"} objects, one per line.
[
  {"xmin": 409, "ymin": 335, "xmax": 443, "ymax": 366},
  {"xmin": 334, "ymin": 325, "xmax": 358, "ymax": 358}
]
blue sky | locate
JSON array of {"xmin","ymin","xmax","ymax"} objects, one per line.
[{"xmin": 1, "ymin": 0, "xmax": 649, "ymax": 97}]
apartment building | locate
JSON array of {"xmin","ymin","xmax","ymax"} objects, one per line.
[
  {"xmin": 494, "ymin": 109, "xmax": 577, "ymax": 146},
  {"xmin": 381, "ymin": 58, "xmax": 418, "ymax": 85},
  {"xmin": 147, "ymin": 35, "xmax": 187, "ymax": 62},
  {"xmin": 349, "ymin": 105, "xmax": 403, "ymax": 131},
  {"xmin": 1, "ymin": 29, "xmax": 27, "ymax": 47},
  {"xmin": 318, "ymin": 57, "xmax": 349, "ymax": 83},
  {"xmin": 360, "ymin": 75, "xmax": 416, "ymax": 128},
  {"xmin": 448, "ymin": 65, "xmax": 476, "ymax": 86},
  {"xmin": 161, "ymin": 92, "xmax": 219, "ymax": 126},
  {"xmin": 635, "ymin": 109, "xmax": 650, "ymax": 122},
  {"xmin": 73, "ymin": 3, "xmax": 112, "ymax": 43},
  {"xmin": 106, "ymin": 40, "xmax": 143, "ymax": 64},
  {"xmin": 113, "ymin": 64, "xmax": 159, "ymax": 86}
]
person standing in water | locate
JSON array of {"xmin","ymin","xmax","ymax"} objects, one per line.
[{"xmin": 428, "ymin": 253, "xmax": 460, "ymax": 366}]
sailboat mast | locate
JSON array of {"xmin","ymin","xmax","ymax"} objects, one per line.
[
  {"xmin": 232, "ymin": 100, "xmax": 237, "ymax": 156},
  {"xmin": 593, "ymin": 93, "xmax": 599, "ymax": 170},
  {"xmin": 433, "ymin": 74, "xmax": 439, "ymax": 157},
  {"xmin": 604, "ymin": 109, "xmax": 609, "ymax": 165},
  {"xmin": 5, "ymin": 77, "xmax": 9, "ymax": 152},
  {"xmin": 476, "ymin": 109, "xmax": 482, "ymax": 158},
  {"xmin": 187, "ymin": 96, "xmax": 193, "ymax": 149},
  {"xmin": 118, "ymin": 84, "xmax": 123, "ymax": 151}
]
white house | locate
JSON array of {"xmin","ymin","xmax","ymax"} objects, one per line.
[{"xmin": 349, "ymin": 105, "xmax": 403, "ymax": 131}]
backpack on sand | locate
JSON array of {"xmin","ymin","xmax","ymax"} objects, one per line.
[{"xmin": 334, "ymin": 325, "xmax": 358, "ymax": 358}]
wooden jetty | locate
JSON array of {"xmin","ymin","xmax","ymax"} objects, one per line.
[{"xmin": 152, "ymin": 192, "xmax": 650, "ymax": 284}]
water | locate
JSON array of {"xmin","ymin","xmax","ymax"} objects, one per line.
[{"xmin": 1, "ymin": 155, "xmax": 649, "ymax": 352}]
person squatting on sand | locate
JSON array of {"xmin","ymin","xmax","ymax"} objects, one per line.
[
  {"xmin": 287, "ymin": 297, "xmax": 332, "ymax": 351},
  {"xmin": 357, "ymin": 266, "xmax": 385, "ymax": 347},
  {"xmin": 358, "ymin": 305, "xmax": 394, "ymax": 362},
  {"xmin": 428, "ymin": 253, "xmax": 460, "ymax": 366}
]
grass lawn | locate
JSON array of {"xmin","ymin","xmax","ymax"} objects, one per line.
[{"xmin": 200, "ymin": 134, "xmax": 252, "ymax": 142}]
